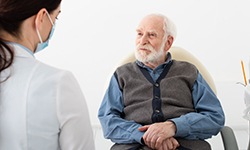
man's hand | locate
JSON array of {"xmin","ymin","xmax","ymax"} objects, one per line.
[
  {"xmin": 158, "ymin": 137, "xmax": 179, "ymax": 150},
  {"xmin": 138, "ymin": 121, "xmax": 177, "ymax": 149}
]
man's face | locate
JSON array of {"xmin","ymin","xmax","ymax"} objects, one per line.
[{"xmin": 135, "ymin": 15, "xmax": 166, "ymax": 63}]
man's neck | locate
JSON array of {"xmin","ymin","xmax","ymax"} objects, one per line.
[
  {"xmin": 144, "ymin": 60, "xmax": 165, "ymax": 69},
  {"xmin": 144, "ymin": 56, "xmax": 167, "ymax": 69}
]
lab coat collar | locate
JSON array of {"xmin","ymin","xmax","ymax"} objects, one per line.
[{"xmin": 7, "ymin": 42, "xmax": 35, "ymax": 58}]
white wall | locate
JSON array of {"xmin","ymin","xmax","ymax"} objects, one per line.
[{"xmin": 36, "ymin": 0, "xmax": 250, "ymax": 130}]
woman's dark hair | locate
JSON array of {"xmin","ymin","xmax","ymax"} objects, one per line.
[{"xmin": 0, "ymin": 0, "xmax": 61, "ymax": 76}]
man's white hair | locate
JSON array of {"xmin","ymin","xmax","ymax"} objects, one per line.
[{"xmin": 148, "ymin": 13, "xmax": 177, "ymax": 42}]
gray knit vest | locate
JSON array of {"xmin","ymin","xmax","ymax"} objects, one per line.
[{"xmin": 112, "ymin": 60, "xmax": 211, "ymax": 150}]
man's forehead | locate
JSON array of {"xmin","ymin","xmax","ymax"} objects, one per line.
[
  {"xmin": 137, "ymin": 23, "xmax": 164, "ymax": 34},
  {"xmin": 136, "ymin": 28, "xmax": 158, "ymax": 34}
]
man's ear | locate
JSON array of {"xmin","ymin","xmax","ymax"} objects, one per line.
[
  {"xmin": 164, "ymin": 36, "xmax": 174, "ymax": 52},
  {"xmin": 34, "ymin": 8, "xmax": 47, "ymax": 31}
]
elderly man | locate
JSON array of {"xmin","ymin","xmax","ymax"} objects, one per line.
[{"xmin": 98, "ymin": 13, "xmax": 225, "ymax": 150}]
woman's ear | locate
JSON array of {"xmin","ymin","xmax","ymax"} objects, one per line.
[{"xmin": 34, "ymin": 8, "xmax": 47, "ymax": 31}]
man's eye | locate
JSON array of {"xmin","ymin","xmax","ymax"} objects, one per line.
[
  {"xmin": 137, "ymin": 33, "xmax": 143, "ymax": 36},
  {"xmin": 149, "ymin": 34, "xmax": 156, "ymax": 37}
]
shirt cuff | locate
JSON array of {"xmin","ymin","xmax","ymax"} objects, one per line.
[
  {"xmin": 170, "ymin": 118, "xmax": 190, "ymax": 137},
  {"xmin": 132, "ymin": 129, "xmax": 144, "ymax": 144}
]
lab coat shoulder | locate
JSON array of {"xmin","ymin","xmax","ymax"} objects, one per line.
[{"xmin": 30, "ymin": 61, "xmax": 95, "ymax": 150}]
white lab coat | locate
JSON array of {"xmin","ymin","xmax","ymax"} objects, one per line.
[
  {"xmin": 0, "ymin": 44, "xmax": 95, "ymax": 150},
  {"xmin": 244, "ymin": 85, "xmax": 250, "ymax": 120}
]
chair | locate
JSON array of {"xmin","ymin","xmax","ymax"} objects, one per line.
[{"xmin": 119, "ymin": 46, "xmax": 239, "ymax": 150}]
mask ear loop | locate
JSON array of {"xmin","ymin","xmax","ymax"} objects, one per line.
[
  {"xmin": 45, "ymin": 11, "xmax": 54, "ymax": 26},
  {"xmin": 36, "ymin": 28, "xmax": 43, "ymax": 44}
]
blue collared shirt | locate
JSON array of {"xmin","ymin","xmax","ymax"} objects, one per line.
[{"xmin": 98, "ymin": 53, "xmax": 225, "ymax": 144}]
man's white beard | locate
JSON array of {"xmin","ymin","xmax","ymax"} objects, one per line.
[{"xmin": 135, "ymin": 43, "xmax": 165, "ymax": 64}]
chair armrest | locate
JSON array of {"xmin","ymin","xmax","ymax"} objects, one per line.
[{"xmin": 220, "ymin": 126, "xmax": 239, "ymax": 150}]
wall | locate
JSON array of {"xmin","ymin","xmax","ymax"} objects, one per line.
[{"xmin": 36, "ymin": 0, "xmax": 250, "ymax": 131}]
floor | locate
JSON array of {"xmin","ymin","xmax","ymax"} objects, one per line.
[{"xmin": 93, "ymin": 125, "xmax": 249, "ymax": 150}]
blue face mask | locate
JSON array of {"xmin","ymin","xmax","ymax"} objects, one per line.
[{"xmin": 35, "ymin": 11, "xmax": 55, "ymax": 53}]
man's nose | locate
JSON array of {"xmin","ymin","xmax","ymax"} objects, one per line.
[{"xmin": 140, "ymin": 34, "xmax": 149, "ymax": 45}]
